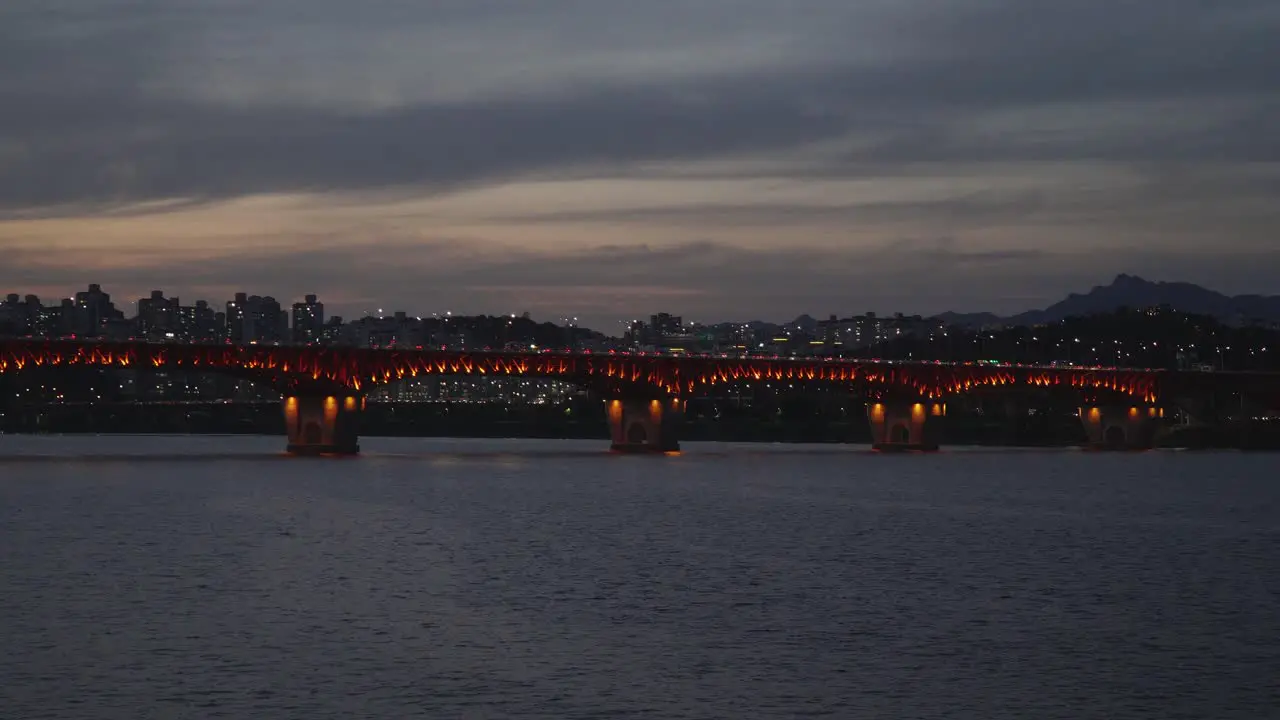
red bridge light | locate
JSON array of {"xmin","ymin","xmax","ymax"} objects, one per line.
[{"xmin": 2, "ymin": 339, "xmax": 1189, "ymax": 403}]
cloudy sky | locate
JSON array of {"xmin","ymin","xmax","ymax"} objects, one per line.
[{"xmin": 2, "ymin": 0, "xmax": 1277, "ymax": 330}]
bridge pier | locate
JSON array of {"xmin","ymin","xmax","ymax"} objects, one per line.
[
  {"xmin": 283, "ymin": 394, "xmax": 362, "ymax": 455},
  {"xmin": 1079, "ymin": 405, "xmax": 1162, "ymax": 450},
  {"xmin": 606, "ymin": 397, "xmax": 682, "ymax": 453},
  {"xmin": 868, "ymin": 399, "xmax": 943, "ymax": 452}
]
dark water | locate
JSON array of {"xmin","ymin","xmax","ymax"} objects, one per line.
[{"xmin": 1, "ymin": 436, "xmax": 1278, "ymax": 719}]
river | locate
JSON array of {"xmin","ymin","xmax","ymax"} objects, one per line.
[{"xmin": 1, "ymin": 436, "xmax": 1277, "ymax": 719}]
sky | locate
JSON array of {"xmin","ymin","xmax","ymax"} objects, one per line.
[{"xmin": 1, "ymin": 0, "xmax": 1278, "ymax": 331}]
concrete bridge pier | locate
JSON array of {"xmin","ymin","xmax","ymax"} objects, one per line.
[
  {"xmin": 868, "ymin": 399, "xmax": 944, "ymax": 452},
  {"xmin": 283, "ymin": 394, "xmax": 363, "ymax": 455},
  {"xmin": 606, "ymin": 397, "xmax": 682, "ymax": 453},
  {"xmin": 1079, "ymin": 404, "xmax": 1161, "ymax": 450}
]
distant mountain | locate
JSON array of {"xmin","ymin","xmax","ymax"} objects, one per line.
[
  {"xmin": 938, "ymin": 274, "xmax": 1280, "ymax": 328},
  {"xmin": 791, "ymin": 314, "xmax": 819, "ymax": 332}
]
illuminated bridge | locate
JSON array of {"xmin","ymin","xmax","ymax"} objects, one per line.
[{"xmin": 3, "ymin": 340, "xmax": 1279, "ymax": 454}]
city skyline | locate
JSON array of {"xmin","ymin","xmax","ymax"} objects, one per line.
[
  {"xmin": 1, "ymin": 281, "xmax": 893, "ymax": 332},
  {"xmin": 6, "ymin": 270, "xmax": 1280, "ymax": 335},
  {"xmin": 2, "ymin": 1, "xmax": 1278, "ymax": 330}
]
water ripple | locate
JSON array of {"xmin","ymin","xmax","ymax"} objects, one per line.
[{"xmin": 1, "ymin": 436, "xmax": 1278, "ymax": 718}]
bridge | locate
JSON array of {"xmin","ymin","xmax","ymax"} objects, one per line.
[{"xmin": 3, "ymin": 340, "xmax": 1279, "ymax": 454}]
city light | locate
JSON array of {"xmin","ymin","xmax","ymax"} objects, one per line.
[{"xmin": 4, "ymin": 283, "xmax": 1280, "ymax": 417}]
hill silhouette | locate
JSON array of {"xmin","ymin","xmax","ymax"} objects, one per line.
[{"xmin": 936, "ymin": 275, "xmax": 1280, "ymax": 327}]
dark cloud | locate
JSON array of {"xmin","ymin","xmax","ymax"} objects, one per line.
[
  {"xmin": 483, "ymin": 190, "xmax": 1054, "ymax": 227},
  {"xmin": 2, "ymin": 0, "xmax": 1278, "ymax": 323},
  {"xmin": 0, "ymin": 1, "xmax": 1276, "ymax": 209},
  {"xmin": 0, "ymin": 79, "xmax": 854, "ymax": 210}
]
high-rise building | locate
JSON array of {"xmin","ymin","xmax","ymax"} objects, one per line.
[
  {"xmin": 320, "ymin": 316, "xmax": 344, "ymax": 344},
  {"xmin": 225, "ymin": 293, "xmax": 248, "ymax": 342},
  {"xmin": 56, "ymin": 298, "xmax": 77, "ymax": 337},
  {"xmin": 177, "ymin": 300, "xmax": 220, "ymax": 342},
  {"xmin": 225, "ymin": 293, "xmax": 287, "ymax": 344},
  {"xmin": 291, "ymin": 294, "xmax": 325, "ymax": 344},
  {"xmin": 138, "ymin": 290, "xmax": 179, "ymax": 339},
  {"xmin": 0, "ymin": 294, "xmax": 43, "ymax": 336},
  {"xmin": 650, "ymin": 313, "xmax": 683, "ymax": 337},
  {"xmin": 71, "ymin": 283, "xmax": 123, "ymax": 336}
]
